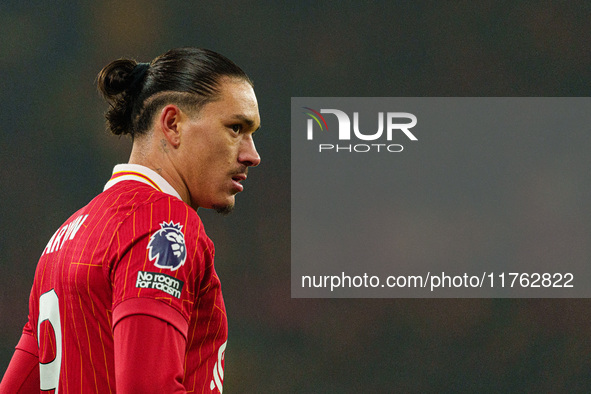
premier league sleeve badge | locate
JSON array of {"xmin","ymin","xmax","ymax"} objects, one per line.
[{"xmin": 147, "ymin": 221, "xmax": 187, "ymax": 271}]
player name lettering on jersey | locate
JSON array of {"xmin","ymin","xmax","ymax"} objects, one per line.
[
  {"xmin": 135, "ymin": 270, "xmax": 184, "ymax": 299},
  {"xmin": 42, "ymin": 214, "xmax": 89, "ymax": 256}
]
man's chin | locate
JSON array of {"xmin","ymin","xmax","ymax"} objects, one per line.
[{"xmin": 213, "ymin": 203, "xmax": 235, "ymax": 216}]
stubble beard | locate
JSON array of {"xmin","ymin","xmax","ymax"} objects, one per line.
[{"xmin": 213, "ymin": 203, "xmax": 235, "ymax": 216}]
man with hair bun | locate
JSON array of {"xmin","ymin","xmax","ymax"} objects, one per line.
[{"xmin": 0, "ymin": 47, "xmax": 261, "ymax": 393}]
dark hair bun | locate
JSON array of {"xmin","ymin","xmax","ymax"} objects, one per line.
[
  {"xmin": 96, "ymin": 59, "xmax": 141, "ymax": 136},
  {"xmin": 97, "ymin": 59, "xmax": 138, "ymax": 98}
]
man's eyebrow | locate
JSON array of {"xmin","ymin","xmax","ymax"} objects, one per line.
[{"xmin": 232, "ymin": 114, "xmax": 260, "ymax": 131}]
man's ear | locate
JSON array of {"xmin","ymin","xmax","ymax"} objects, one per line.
[{"xmin": 158, "ymin": 104, "xmax": 184, "ymax": 148}]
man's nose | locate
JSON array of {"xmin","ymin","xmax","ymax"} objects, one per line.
[{"xmin": 239, "ymin": 135, "xmax": 261, "ymax": 167}]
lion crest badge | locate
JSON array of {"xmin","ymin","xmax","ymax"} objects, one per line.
[{"xmin": 147, "ymin": 221, "xmax": 187, "ymax": 271}]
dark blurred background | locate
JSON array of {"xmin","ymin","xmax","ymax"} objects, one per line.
[{"xmin": 1, "ymin": 1, "xmax": 591, "ymax": 392}]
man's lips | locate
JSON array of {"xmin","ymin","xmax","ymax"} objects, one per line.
[{"xmin": 231, "ymin": 173, "xmax": 247, "ymax": 192}]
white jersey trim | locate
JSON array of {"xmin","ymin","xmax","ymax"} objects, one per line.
[{"xmin": 103, "ymin": 164, "xmax": 183, "ymax": 201}]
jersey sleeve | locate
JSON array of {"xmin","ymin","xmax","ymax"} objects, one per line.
[
  {"xmin": 108, "ymin": 196, "xmax": 214, "ymax": 338},
  {"xmin": 0, "ymin": 331, "xmax": 40, "ymax": 394},
  {"xmin": 16, "ymin": 322, "xmax": 38, "ymax": 357},
  {"xmin": 114, "ymin": 314, "xmax": 187, "ymax": 393}
]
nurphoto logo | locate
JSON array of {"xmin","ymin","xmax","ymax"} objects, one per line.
[{"xmin": 303, "ymin": 107, "xmax": 418, "ymax": 153}]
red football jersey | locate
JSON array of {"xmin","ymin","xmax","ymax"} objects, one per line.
[{"xmin": 16, "ymin": 164, "xmax": 227, "ymax": 393}]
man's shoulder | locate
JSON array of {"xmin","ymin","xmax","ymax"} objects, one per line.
[
  {"xmin": 101, "ymin": 181, "xmax": 209, "ymax": 241},
  {"xmin": 95, "ymin": 180, "xmax": 189, "ymax": 217}
]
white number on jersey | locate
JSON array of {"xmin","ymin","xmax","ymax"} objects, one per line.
[{"xmin": 38, "ymin": 289, "xmax": 62, "ymax": 392}]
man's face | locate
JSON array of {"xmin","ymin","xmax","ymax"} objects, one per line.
[{"xmin": 178, "ymin": 78, "xmax": 261, "ymax": 213}]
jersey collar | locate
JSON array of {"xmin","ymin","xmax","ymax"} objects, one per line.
[{"xmin": 103, "ymin": 164, "xmax": 183, "ymax": 201}]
